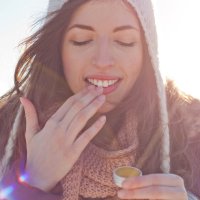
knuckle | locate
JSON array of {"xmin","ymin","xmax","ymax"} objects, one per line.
[
  {"xmin": 56, "ymin": 122, "xmax": 66, "ymax": 133},
  {"xmin": 46, "ymin": 118, "xmax": 57, "ymax": 129},
  {"xmin": 73, "ymin": 100, "xmax": 84, "ymax": 111},
  {"xmin": 82, "ymin": 132, "xmax": 93, "ymax": 142},
  {"xmin": 82, "ymin": 129, "xmax": 96, "ymax": 143},
  {"xmin": 54, "ymin": 134, "xmax": 66, "ymax": 148},
  {"xmin": 76, "ymin": 111, "xmax": 87, "ymax": 122}
]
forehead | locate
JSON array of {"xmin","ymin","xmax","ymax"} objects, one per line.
[{"xmin": 68, "ymin": 0, "xmax": 141, "ymax": 31}]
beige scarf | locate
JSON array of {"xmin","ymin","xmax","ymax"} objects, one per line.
[{"xmin": 61, "ymin": 112, "xmax": 139, "ymax": 200}]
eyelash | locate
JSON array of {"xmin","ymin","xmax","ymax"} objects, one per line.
[
  {"xmin": 70, "ymin": 40, "xmax": 135, "ymax": 47},
  {"xmin": 71, "ymin": 40, "xmax": 92, "ymax": 46},
  {"xmin": 116, "ymin": 41, "xmax": 135, "ymax": 47}
]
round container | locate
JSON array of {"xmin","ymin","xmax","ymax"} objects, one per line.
[{"xmin": 113, "ymin": 166, "xmax": 142, "ymax": 187}]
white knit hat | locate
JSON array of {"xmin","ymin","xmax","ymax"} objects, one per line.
[
  {"xmin": 46, "ymin": 0, "xmax": 170, "ymax": 173},
  {"xmin": 0, "ymin": 0, "xmax": 170, "ymax": 181},
  {"xmin": 48, "ymin": 0, "xmax": 171, "ymax": 173}
]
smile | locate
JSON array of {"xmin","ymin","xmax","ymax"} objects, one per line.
[
  {"xmin": 86, "ymin": 78, "xmax": 119, "ymax": 88},
  {"xmin": 85, "ymin": 78, "xmax": 121, "ymax": 95}
]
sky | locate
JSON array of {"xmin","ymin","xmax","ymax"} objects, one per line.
[{"xmin": 0, "ymin": 0, "xmax": 200, "ymax": 99}]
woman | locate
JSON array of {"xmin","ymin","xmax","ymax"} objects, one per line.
[{"xmin": 0, "ymin": 0, "xmax": 200, "ymax": 199}]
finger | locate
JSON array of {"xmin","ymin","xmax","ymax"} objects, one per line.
[
  {"xmin": 58, "ymin": 86, "xmax": 103, "ymax": 131},
  {"xmin": 118, "ymin": 186, "xmax": 187, "ymax": 200},
  {"xmin": 51, "ymin": 85, "xmax": 96, "ymax": 122},
  {"xmin": 65, "ymin": 94, "xmax": 105, "ymax": 142},
  {"xmin": 73, "ymin": 115, "xmax": 106, "ymax": 154},
  {"xmin": 20, "ymin": 97, "xmax": 40, "ymax": 143},
  {"xmin": 122, "ymin": 174, "xmax": 185, "ymax": 189}
]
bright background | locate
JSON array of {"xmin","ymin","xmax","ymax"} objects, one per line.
[{"xmin": 0, "ymin": 0, "xmax": 200, "ymax": 99}]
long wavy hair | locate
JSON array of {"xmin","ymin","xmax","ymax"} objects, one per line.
[{"xmin": 0, "ymin": 0, "xmax": 192, "ymax": 188}]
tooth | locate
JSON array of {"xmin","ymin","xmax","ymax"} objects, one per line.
[
  {"xmin": 87, "ymin": 78, "xmax": 119, "ymax": 87},
  {"xmin": 88, "ymin": 79, "xmax": 93, "ymax": 84},
  {"xmin": 90, "ymin": 80, "xmax": 94, "ymax": 85},
  {"xmin": 108, "ymin": 80, "xmax": 112, "ymax": 85},
  {"xmin": 103, "ymin": 81, "xmax": 109, "ymax": 87},
  {"xmin": 97, "ymin": 80, "xmax": 103, "ymax": 87},
  {"xmin": 94, "ymin": 79, "xmax": 98, "ymax": 86}
]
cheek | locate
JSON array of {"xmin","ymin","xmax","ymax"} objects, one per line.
[
  {"xmin": 62, "ymin": 56, "xmax": 77, "ymax": 88},
  {"xmin": 62, "ymin": 64, "xmax": 78, "ymax": 93},
  {"xmin": 62, "ymin": 61, "xmax": 72, "ymax": 82},
  {"xmin": 126, "ymin": 49, "xmax": 143, "ymax": 78},
  {"xmin": 62, "ymin": 56, "xmax": 86, "ymax": 93},
  {"xmin": 62, "ymin": 50, "xmax": 79, "ymax": 79}
]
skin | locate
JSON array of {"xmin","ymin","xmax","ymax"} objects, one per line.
[
  {"xmin": 61, "ymin": 0, "xmax": 144, "ymax": 113},
  {"xmin": 21, "ymin": 86, "xmax": 106, "ymax": 191},
  {"xmin": 118, "ymin": 174, "xmax": 187, "ymax": 199},
  {"xmin": 21, "ymin": 0, "xmax": 187, "ymax": 199}
]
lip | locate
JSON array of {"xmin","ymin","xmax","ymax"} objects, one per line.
[
  {"xmin": 85, "ymin": 74, "xmax": 121, "ymax": 81},
  {"xmin": 85, "ymin": 79, "xmax": 122, "ymax": 95}
]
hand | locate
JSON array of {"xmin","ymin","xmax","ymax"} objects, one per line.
[
  {"xmin": 117, "ymin": 174, "xmax": 187, "ymax": 199},
  {"xmin": 20, "ymin": 85, "xmax": 106, "ymax": 192}
]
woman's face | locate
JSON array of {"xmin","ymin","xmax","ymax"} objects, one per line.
[{"xmin": 62, "ymin": 0, "xmax": 144, "ymax": 113}]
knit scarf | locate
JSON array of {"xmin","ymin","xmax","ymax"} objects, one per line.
[{"xmin": 61, "ymin": 111, "xmax": 139, "ymax": 200}]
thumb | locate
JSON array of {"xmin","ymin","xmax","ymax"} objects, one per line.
[{"xmin": 20, "ymin": 97, "xmax": 40, "ymax": 143}]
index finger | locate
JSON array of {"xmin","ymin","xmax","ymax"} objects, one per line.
[
  {"xmin": 122, "ymin": 174, "xmax": 184, "ymax": 189},
  {"xmin": 51, "ymin": 85, "xmax": 95, "ymax": 121}
]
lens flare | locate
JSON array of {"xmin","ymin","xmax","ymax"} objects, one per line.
[
  {"xmin": 18, "ymin": 174, "xmax": 28, "ymax": 183},
  {"xmin": 0, "ymin": 186, "xmax": 14, "ymax": 199}
]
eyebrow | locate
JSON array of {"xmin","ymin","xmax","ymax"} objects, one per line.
[
  {"xmin": 67, "ymin": 24, "xmax": 94, "ymax": 32},
  {"xmin": 113, "ymin": 25, "xmax": 139, "ymax": 32},
  {"xmin": 67, "ymin": 24, "xmax": 139, "ymax": 32}
]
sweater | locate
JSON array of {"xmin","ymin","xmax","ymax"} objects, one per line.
[{"xmin": 1, "ymin": 82, "xmax": 200, "ymax": 200}]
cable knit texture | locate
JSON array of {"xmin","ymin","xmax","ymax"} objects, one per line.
[{"xmin": 61, "ymin": 113, "xmax": 138, "ymax": 200}]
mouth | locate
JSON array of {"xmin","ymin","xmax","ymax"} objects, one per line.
[{"xmin": 85, "ymin": 77, "xmax": 122, "ymax": 95}]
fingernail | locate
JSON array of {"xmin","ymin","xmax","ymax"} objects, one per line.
[
  {"xmin": 99, "ymin": 115, "xmax": 106, "ymax": 123},
  {"xmin": 96, "ymin": 116, "xmax": 106, "ymax": 128},
  {"xmin": 97, "ymin": 95, "xmax": 105, "ymax": 102},
  {"xmin": 96, "ymin": 86, "xmax": 103, "ymax": 94},
  {"xmin": 87, "ymin": 85, "xmax": 95, "ymax": 90}
]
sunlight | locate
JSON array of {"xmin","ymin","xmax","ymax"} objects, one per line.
[
  {"xmin": 0, "ymin": 186, "xmax": 14, "ymax": 199},
  {"xmin": 153, "ymin": 0, "xmax": 200, "ymax": 99},
  {"xmin": 0, "ymin": 1, "xmax": 200, "ymax": 99}
]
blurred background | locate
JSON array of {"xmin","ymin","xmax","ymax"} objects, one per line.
[{"xmin": 0, "ymin": 0, "xmax": 200, "ymax": 99}]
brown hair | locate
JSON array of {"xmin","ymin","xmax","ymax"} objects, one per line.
[
  {"xmin": 0, "ymin": 0, "xmax": 160, "ymax": 170},
  {"xmin": 0, "ymin": 0, "xmax": 191, "ymax": 186},
  {"xmin": 0, "ymin": 0, "xmax": 87, "ymax": 163}
]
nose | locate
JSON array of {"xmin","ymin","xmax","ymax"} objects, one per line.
[{"xmin": 92, "ymin": 38, "xmax": 114, "ymax": 68}]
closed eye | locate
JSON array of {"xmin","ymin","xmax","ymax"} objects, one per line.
[
  {"xmin": 70, "ymin": 40, "xmax": 92, "ymax": 46},
  {"xmin": 115, "ymin": 41, "xmax": 135, "ymax": 47}
]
